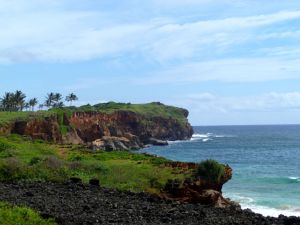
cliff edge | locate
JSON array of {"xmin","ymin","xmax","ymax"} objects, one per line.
[{"xmin": 0, "ymin": 102, "xmax": 193, "ymax": 151}]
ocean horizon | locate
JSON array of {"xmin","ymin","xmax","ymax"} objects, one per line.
[{"xmin": 141, "ymin": 124, "xmax": 300, "ymax": 217}]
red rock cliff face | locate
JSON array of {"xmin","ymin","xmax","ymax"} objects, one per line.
[
  {"xmin": 6, "ymin": 111, "xmax": 193, "ymax": 150},
  {"xmin": 12, "ymin": 116, "xmax": 62, "ymax": 143},
  {"xmin": 69, "ymin": 111, "xmax": 193, "ymax": 143},
  {"xmin": 161, "ymin": 164, "xmax": 234, "ymax": 208}
]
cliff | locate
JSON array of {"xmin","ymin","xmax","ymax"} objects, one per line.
[
  {"xmin": 0, "ymin": 102, "xmax": 193, "ymax": 150},
  {"xmin": 161, "ymin": 162, "xmax": 234, "ymax": 208}
]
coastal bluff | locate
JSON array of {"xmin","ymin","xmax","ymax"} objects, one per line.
[{"xmin": 0, "ymin": 102, "xmax": 193, "ymax": 151}]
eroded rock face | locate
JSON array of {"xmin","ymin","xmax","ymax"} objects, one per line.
[
  {"xmin": 161, "ymin": 165, "xmax": 234, "ymax": 208},
  {"xmin": 91, "ymin": 136, "xmax": 138, "ymax": 151},
  {"xmin": 12, "ymin": 117, "xmax": 62, "ymax": 143},
  {"xmin": 145, "ymin": 138, "xmax": 168, "ymax": 146},
  {"xmin": 4, "ymin": 110, "xmax": 193, "ymax": 151},
  {"xmin": 69, "ymin": 111, "xmax": 193, "ymax": 143}
]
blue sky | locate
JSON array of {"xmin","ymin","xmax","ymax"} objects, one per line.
[{"xmin": 1, "ymin": 0, "xmax": 300, "ymax": 125}]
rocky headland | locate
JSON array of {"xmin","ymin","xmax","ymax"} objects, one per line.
[
  {"xmin": 0, "ymin": 102, "xmax": 193, "ymax": 151},
  {"xmin": 0, "ymin": 102, "xmax": 299, "ymax": 224}
]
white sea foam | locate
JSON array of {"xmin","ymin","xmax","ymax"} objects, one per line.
[
  {"xmin": 190, "ymin": 133, "xmax": 235, "ymax": 142},
  {"xmin": 192, "ymin": 134, "xmax": 210, "ymax": 138},
  {"xmin": 191, "ymin": 134, "xmax": 211, "ymax": 142},
  {"xmin": 202, "ymin": 138, "xmax": 211, "ymax": 142},
  {"xmin": 288, "ymin": 176, "xmax": 299, "ymax": 180},
  {"xmin": 168, "ymin": 140, "xmax": 190, "ymax": 144},
  {"xmin": 241, "ymin": 205, "xmax": 300, "ymax": 217},
  {"xmin": 225, "ymin": 193, "xmax": 300, "ymax": 217}
]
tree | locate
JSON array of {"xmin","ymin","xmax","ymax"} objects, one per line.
[
  {"xmin": 13, "ymin": 90, "xmax": 26, "ymax": 111},
  {"xmin": 0, "ymin": 91, "xmax": 26, "ymax": 111},
  {"xmin": 0, "ymin": 92, "xmax": 13, "ymax": 111},
  {"xmin": 38, "ymin": 104, "xmax": 44, "ymax": 111},
  {"xmin": 45, "ymin": 92, "xmax": 64, "ymax": 108},
  {"xmin": 24, "ymin": 102, "xmax": 30, "ymax": 111},
  {"xmin": 65, "ymin": 93, "xmax": 78, "ymax": 106},
  {"xmin": 45, "ymin": 93, "xmax": 55, "ymax": 108},
  {"xmin": 28, "ymin": 98, "xmax": 38, "ymax": 111}
]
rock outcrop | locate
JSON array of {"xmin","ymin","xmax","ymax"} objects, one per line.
[
  {"xmin": 2, "ymin": 106, "xmax": 193, "ymax": 151},
  {"xmin": 161, "ymin": 164, "xmax": 234, "ymax": 208}
]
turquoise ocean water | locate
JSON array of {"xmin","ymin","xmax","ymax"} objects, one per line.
[{"xmin": 140, "ymin": 125, "xmax": 300, "ymax": 217}]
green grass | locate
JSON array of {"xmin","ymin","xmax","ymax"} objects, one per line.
[
  {"xmin": 61, "ymin": 102, "xmax": 189, "ymax": 125},
  {"xmin": 0, "ymin": 111, "xmax": 54, "ymax": 126},
  {"xmin": 0, "ymin": 135, "xmax": 192, "ymax": 193},
  {"xmin": 195, "ymin": 159, "xmax": 226, "ymax": 183},
  {"xmin": 0, "ymin": 112, "xmax": 30, "ymax": 125},
  {"xmin": 0, "ymin": 202, "xmax": 56, "ymax": 225},
  {"xmin": 0, "ymin": 102, "xmax": 189, "ymax": 135}
]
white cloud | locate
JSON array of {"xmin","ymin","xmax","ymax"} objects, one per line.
[
  {"xmin": 182, "ymin": 92, "xmax": 300, "ymax": 113},
  {"xmin": 0, "ymin": 1, "xmax": 300, "ymax": 64},
  {"xmin": 137, "ymin": 57, "xmax": 300, "ymax": 84}
]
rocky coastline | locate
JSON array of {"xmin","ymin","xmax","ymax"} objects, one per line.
[
  {"xmin": 0, "ymin": 181, "xmax": 299, "ymax": 225},
  {"xmin": 1, "ymin": 107, "xmax": 193, "ymax": 151},
  {"xmin": 0, "ymin": 104, "xmax": 299, "ymax": 224}
]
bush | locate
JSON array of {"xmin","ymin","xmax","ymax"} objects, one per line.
[
  {"xmin": 0, "ymin": 201, "xmax": 56, "ymax": 225},
  {"xmin": 0, "ymin": 139, "xmax": 16, "ymax": 152},
  {"xmin": 0, "ymin": 158, "xmax": 26, "ymax": 180},
  {"xmin": 195, "ymin": 159, "xmax": 225, "ymax": 183},
  {"xmin": 43, "ymin": 156, "xmax": 64, "ymax": 170},
  {"xmin": 29, "ymin": 157, "xmax": 42, "ymax": 166}
]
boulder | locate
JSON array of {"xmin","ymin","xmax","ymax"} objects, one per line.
[
  {"xmin": 161, "ymin": 165, "xmax": 235, "ymax": 208},
  {"xmin": 89, "ymin": 179, "xmax": 100, "ymax": 187},
  {"xmin": 91, "ymin": 136, "xmax": 131, "ymax": 151},
  {"xmin": 195, "ymin": 189, "xmax": 232, "ymax": 208},
  {"xmin": 147, "ymin": 138, "xmax": 168, "ymax": 146}
]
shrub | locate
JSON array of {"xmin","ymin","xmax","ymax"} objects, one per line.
[
  {"xmin": 0, "ymin": 201, "xmax": 56, "ymax": 225},
  {"xmin": 0, "ymin": 140, "xmax": 16, "ymax": 152},
  {"xmin": 29, "ymin": 157, "xmax": 42, "ymax": 166},
  {"xmin": 68, "ymin": 161, "xmax": 83, "ymax": 170},
  {"xmin": 195, "ymin": 159, "xmax": 225, "ymax": 183},
  {"xmin": 0, "ymin": 158, "xmax": 26, "ymax": 180},
  {"xmin": 43, "ymin": 156, "xmax": 64, "ymax": 170}
]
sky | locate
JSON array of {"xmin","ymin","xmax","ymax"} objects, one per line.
[{"xmin": 1, "ymin": 0, "xmax": 300, "ymax": 125}]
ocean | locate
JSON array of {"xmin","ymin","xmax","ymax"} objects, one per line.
[{"xmin": 140, "ymin": 125, "xmax": 300, "ymax": 217}]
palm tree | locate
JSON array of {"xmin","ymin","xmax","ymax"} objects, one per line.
[
  {"xmin": 13, "ymin": 90, "xmax": 26, "ymax": 111},
  {"xmin": 45, "ymin": 92, "xmax": 64, "ymax": 108},
  {"xmin": 54, "ymin": 93, "xmax": 62, "ymax": 103},
  {"xmin": 45, "ymin": 93, "xmax": 55, "ymax": 108},
  {"xmin": 0, "ymin": 92, "xmax": 14, "ymax": 111},
  {"xmin": 53, "ymin": 101, "xmax": 64, "ymax": 108},
  {"xmin": 65, "ymin": 93, "xmax": 78, "ymax": 106},
  {"xmin": 28, "ymin": 98, "xmax": 38, "ymax": 111},
  {"xmin": 24, "ymin": 102, "xmax": 30, "ymax": 111},
  {"xmin": 38, "ymin": 104, "xmax": 44, "ymax": 111}
]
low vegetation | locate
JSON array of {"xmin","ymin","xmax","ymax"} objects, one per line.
[
  {"xmin": 0, "ymin": 91, "xmax": 188, "ymax": 130},
  {"xmin": 0, "ymin": 111, "xmax": 55, "ymax": 126},
  {"xmin": 195, "ymin": 159, "xmax": 226, "ymax": 183},
  {"xmin": 0, "ymin": 201, "xmax": 56, "ymax": 225},
  {"xmin": 77, "ymin": 102, "xmax": 189, "ymax": 124},
  {"xmin": 0, "ymin": 135, "xmax": 191, "ymax": 193}
]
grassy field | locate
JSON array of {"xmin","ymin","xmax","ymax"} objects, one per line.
[
  {"xmin": 0, "ymin": 202, "xmax": 56, "ymax": 225},
  {"xmin": 0, "ymin": 135, "xmax": 192, "ymax": 193},
  {"xmin": 0, "ymin": 111, "xmax": 54, "ymax": 126},
  {"xmin": 61, "ymin": 102, "xmax": 189, "ymax": 124},
  {"xmin": 0, "ymin": 134, "xmax": 194, "ymax": 224},
  {"xmin": 0, "ymin": 112, "xmax": 31, "ymax": 125},
  {"xmin": 0, "ymin": 102, "xmax": 189, "ymax": 130}
]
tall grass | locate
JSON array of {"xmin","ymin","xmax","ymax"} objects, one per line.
[
  {"xmin": 195, "ymin": 159, "xmax": 226, "ymax": 183},
  {"xmin": 0, "ymin": 202, "xmax": 56, "ymax": 225},
  {"xmin": 0, "ymin": 135, "xmax": 191, "ymax": 192}
]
